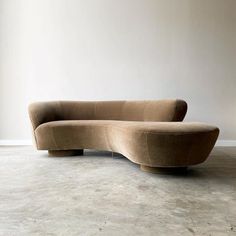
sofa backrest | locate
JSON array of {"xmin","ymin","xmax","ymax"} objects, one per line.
[
  {"xmin": 29, "ymin": 100, "xmax": 187, "ymax": 130},
  {"xmin": 60, "ymin": 100, "xmax": 187, "ymax": 121}
]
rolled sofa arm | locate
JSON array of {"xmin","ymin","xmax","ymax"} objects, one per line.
[
  {"xmin": 172, "ymin": 99, "xmax": 188, "ymax": 121},
  {"xmin": 28, "ymin": 101, "xmax": 62, "ymax": 130}
]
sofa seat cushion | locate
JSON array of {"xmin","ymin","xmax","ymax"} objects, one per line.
[{"xmin": 35, "ymin": 120, "xmax": 219, "ymax": 167}]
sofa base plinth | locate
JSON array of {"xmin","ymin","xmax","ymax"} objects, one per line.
[
  {"xmin": 140, "ymin": 165, "xmax": 188, "ymax": 174},
  {"xmin": 48, "ymin": 149, "xmax": 84, "ymax": 157}
]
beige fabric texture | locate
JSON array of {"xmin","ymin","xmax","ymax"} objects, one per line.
[{"xmin": 28, "ymin": 100, "xmax": 219, "ymax": 167}]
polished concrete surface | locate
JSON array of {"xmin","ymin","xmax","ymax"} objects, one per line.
[{"xmin": 0, "ymin": 146, "xmax": 236, "ymax": 236}]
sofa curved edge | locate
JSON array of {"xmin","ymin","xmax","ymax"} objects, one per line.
[
  {"xmin": 34, "ymin": 125, "xmax": 220, "ymax": 169},
  {"xmin": 173, "ymin": 99, "xmax": 188, "ymax": 121},
  {"xmin": 28, "ymin": 101, "xmax": 62, "ymax": 131}
]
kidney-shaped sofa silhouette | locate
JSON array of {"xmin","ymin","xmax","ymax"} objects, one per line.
[{"xmin": 28, "ymin": 100, "xmax": 219, "ymax": 173}]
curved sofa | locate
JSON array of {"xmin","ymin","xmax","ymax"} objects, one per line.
[{"xmin": 28, "ymin": 100, "xmax": 219, "ymax": 173}]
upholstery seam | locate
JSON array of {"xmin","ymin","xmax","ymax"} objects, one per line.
[
  {"xmin": 51, "ymin": 126, "xmax": 59, "ymax": 149},
  {"xmin": 143, "ymin": 101, "xmax": 147, "ymax": 121},
  {"xmin": 145, "ymin": 132, "xmax": 152, "ymax": 165},
  {"xmin": 122, "ymin": 101, "xmax": 126, "ymax": 120},
  {"xmin": 58, "ymin": 101, "xmax": 63, "ymax": 119},
  {"xmin": 94, "ymin": 102, "xmax": 97, "ymax": 118}
]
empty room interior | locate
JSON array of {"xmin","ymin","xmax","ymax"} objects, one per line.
[{"xmin": 0, "ymin": 0, "xmax": 236, "ymax": 235}]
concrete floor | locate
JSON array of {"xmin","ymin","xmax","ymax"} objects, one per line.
[{"xmin": 0, "ymin": 146, "xmax": 236, "ymax": 236}]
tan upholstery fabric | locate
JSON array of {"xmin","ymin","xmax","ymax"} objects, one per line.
[
  {"xmin": 28, "ymin": 100, "xmax": 219, "ymax": 167},
  {"xmin": 28, "ymin": 100, "xmax": 187, "ymax": 129}
]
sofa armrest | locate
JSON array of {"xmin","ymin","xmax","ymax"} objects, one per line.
[
  {"xmin": 172, "ymin": 99, "xmax": 188, "ymax": 121},
  {"xmin": 28, "ymin": 101, "xmax": 62, "ymax": 130}
]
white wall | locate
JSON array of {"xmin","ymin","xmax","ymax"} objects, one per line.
[{"xmin": 0, "ymin": 0, "xmax": 236, "ymax": 140}]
